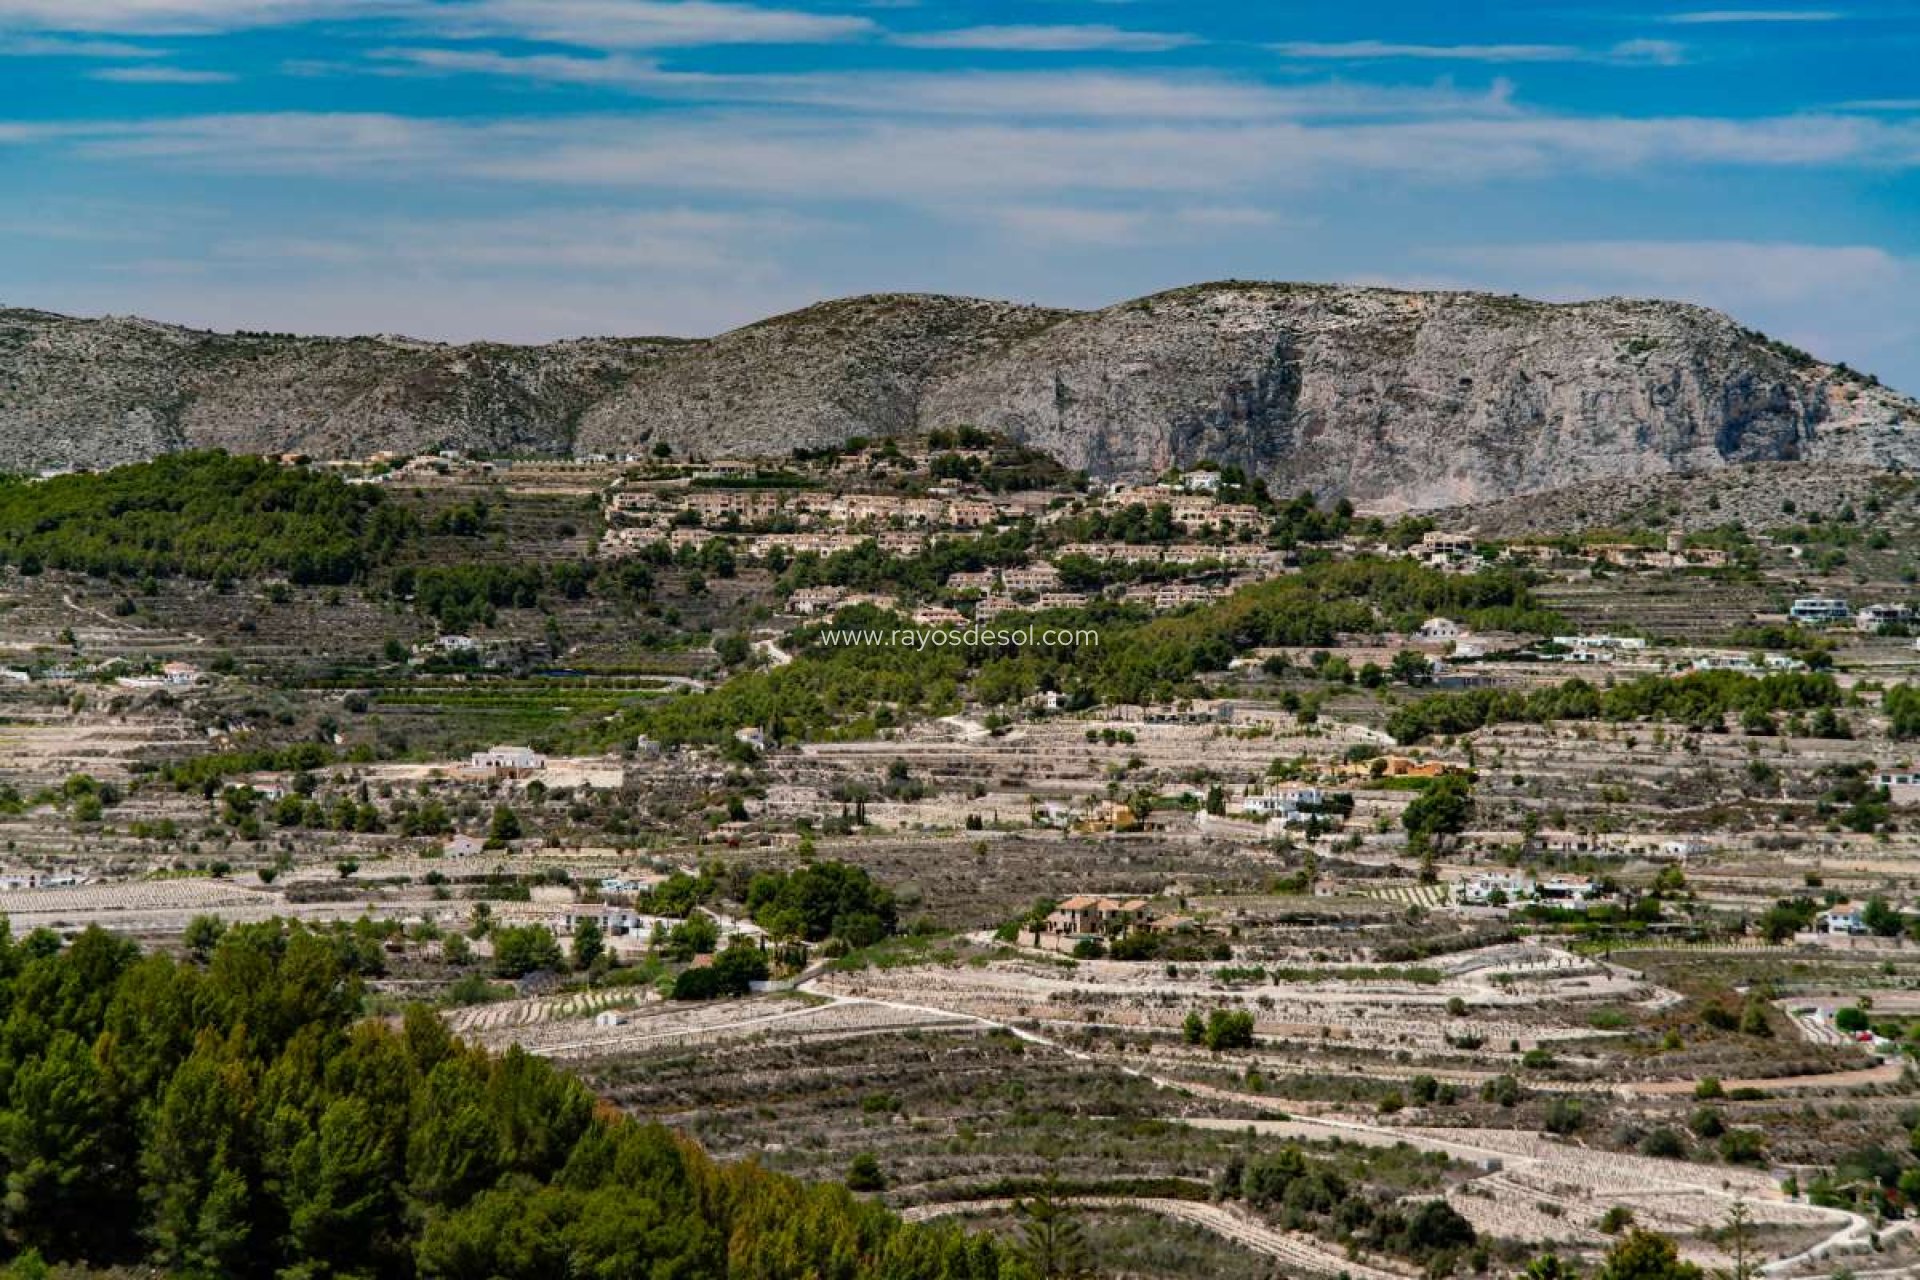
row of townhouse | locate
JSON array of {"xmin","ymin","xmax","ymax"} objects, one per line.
[
  {"xmin": 1000, "ymin": 563, "xmax": 1062, "ymax": 593},
  {"xmin": 1492, "ymin": 537, "xmax": 1729, "ymax": 572},
  {"xmin": 1119, "ymin": 581, "xmax": 1225, "ymax": 610},
  {"xmin": 746, "ymin": 530, "xmax": 927, "ymax": 557},
  {"xmin": 785, "ymin": 588, "xmax": 902, "ymax": 616},
  {"xmin": 1055, "ymin": 541, "xmax": 1287, "ymax": 569}
]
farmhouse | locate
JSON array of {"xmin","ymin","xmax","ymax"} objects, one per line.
[
  {"xmin": 469, "ymin": 745, "xmax": 546, "ymax": 776},
  {"xmin": 1456, "ymin": 872, "xmax": 1532, "ymax": 906},
  {"xmin": 1239, "ymin": 787, "xmax": 1324, "ymax": 818},
  {"xmin": 1820, "ymin": 907, "xmax": 1869, "ymax": 936},
  {"xmin": 1044, "ymin": 895, "xmax": 1150, "ymax": 938}
]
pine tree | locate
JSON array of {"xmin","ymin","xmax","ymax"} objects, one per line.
[{"xmin": 1014, "ymin": 1172, "xmax": 1089, "ymax": 1279}]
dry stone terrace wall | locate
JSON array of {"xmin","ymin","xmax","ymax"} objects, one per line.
[
  {"xmin": 811, "ymin": 943, "xmax": 1662, "ymax": 1057},
  {"xmin": 1467, "ymin": 719, "xmax": 1885, "ymax": 824},
  {"xmin": 452, "ymin": 989, "xmax": 975, "ymax": 1059},
  {"xmin": 0, "ymin": 876, "xmax": 399, "ymax": 935},
  {"xmin": 0, "ymin": 699, "xmax": 202, "ymax": 790}
]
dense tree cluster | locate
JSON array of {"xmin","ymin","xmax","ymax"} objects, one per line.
[
  {"xmin": 0, "ymin": 452, "xmax": 414, "ymax": 584},
  {"xmin": 746, "ymin": 861, "xmax": 898, "ymax": 945},
  {"xmin": 1221, "ymin": 1147, "xmax": 1477, "ymax": 1267},
  {"xmin": 1387, "ymin": 670, "xmax": 1843, "ymax": 743},
  {"xmin": 779, "ymin": 529, "xmax": 1037, "ymax": 599},
  {"xmin": 0, "ymin": 920, "xmax": 1019, "ymax": 1279}
]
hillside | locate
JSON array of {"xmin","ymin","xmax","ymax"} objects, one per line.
[{"xmin": 5, "ymin": 282, "xmax": 1916, "ymax": 508}]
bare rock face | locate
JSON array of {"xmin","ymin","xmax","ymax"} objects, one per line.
[
  {"xmin": 917, "ymin": 283, "xmax": 1917, "ymax": 510},
  {"xmin": 5, "ymin": 282, "xmax": 1916, "ymax": 509},
  {"xmin": 0, "ymin": 308, "xmax": 666, "ymax": 470},
  {"xmin": 573, "ymin": 293, "xmax": 1072, "ymax": 459}
]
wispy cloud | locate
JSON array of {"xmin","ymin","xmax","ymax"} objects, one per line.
[
  {"xmin": 364, "ymin": 52, "xmax": 1516, "ymax": 120},
  {"xmin": 38, "ymin": 104, "xmax": 1914, "ymax": 201},
  {"xmin": 1273, "ymin": 40, "xmax": 1580, "ymax": 62},
  {"xmin": 421, "ymin": 0, "xmax": 877, "ymax": 48},
  {"xmin": 994, "ymin": 203, "xmax": 1281, "ymax": 247},
  {"xmin": 221, "ymin": 206, "xmax": 808, "ymax": 272},
  {"xmin": 1661, "ymin": 9, "xmax": 1843, "ymax": 23},
  {"xmin": 1442, "ymin": 238, "xmax": 1899, "ymax": 304},
  {"xmin": 0, "ymin": 0, "xmax": 385, "ymax": 35},
  {"xmin": 0, "ymin": 0, "xmax": 877, "ymax": 46},
  {"xmin": 1272, "ymin": 38, "xmax": 1685, "ymax": 66},
  {"xmin": 892, "ymin": 24, "xmax": 1196, "ymax": 53},
  {"xmin": 90, "ymin": 65, "xmax": 234, "ymax": 82},
  {"xmin": 0, "ymin": 34, "xmax": 168, "ymax": 56}
]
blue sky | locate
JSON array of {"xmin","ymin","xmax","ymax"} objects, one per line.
[{"xmin": 2, "ymin": 1, "xmax": 1917, "ymax": 391}]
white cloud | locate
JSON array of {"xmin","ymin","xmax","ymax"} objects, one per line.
[
  {"xmin": 1272, "ymin": 38, "xmax": 1685, "ymax": 66},
  {"xmin": 369, "ymin": 46, "xmax": 697, "ymax": 88},
  {"xmin": 0, "ymin": 0, "xmax": 876, "ymax": 46},
  {"xmin": 891, "ymin": 24, "xmax": 1196, "ymax": 53},
  {"xmin": 1273, "ymin": 40, "xmax": 1581, "ymax": 62},
  {"xmin": 424, "ymin": 0, "xmax": 877, "ymax": 48},
  {"xmin": 220, "ymin": 206, "xmax": 809, "ymax": 272},
  {"xmin": 993, "ymin": 202, "xmax": 1280, "ymax": 247},
  {"xmin": 1444, "ymin": 238, "xmax": 1898, "ymax": 304},
  {"xmin": 90, "ymin": 65, "xmax": 234, "ymax": 82},
  {"xmin": 1662, "ymin": 9, "xmax": 1843, "ymax": 23},
  {"xmin": 25, "ymin": 104, "xmax": 1919, "ymax": 196},
  {"xmin": 364, "ymin": 52, "xmax": 1515, "ymax": 120},
  {"xmin": 0, "ymin": 0, "xmax": 386, "ymax": 35},
  {"xmin": 0, "ymin": 35, "xmax": 168, "ymax": 56}
]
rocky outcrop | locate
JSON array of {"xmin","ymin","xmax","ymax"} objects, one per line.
[
  {"xmin": 0, "ymin": 308, "xmax": 666, "ymax": 472},
  {"xmin": 5, "ymin": 282, "xmax": 1915, "ymax": 509}
]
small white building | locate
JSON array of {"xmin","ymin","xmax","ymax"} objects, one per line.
[
  {"xmin": 1238, "ymin": 787, "xmax": 1325, "ymax": 817},
  {"xmin": 787, "ymin": 586, "xmax": 847, "ymax": 616},
  {"xmin": 1789, "ymin": 597, "xmax": 1852, "ymax": 625},
  {"xmin": 1535, "ymin": 876, "xmax": 1598, "ymax": 906},
  {"xmin": 1418, "ymin": 617, "xmax": 1466, "ymax": 641},
  {"xmin": 1857, "ymin": 604, "xmax": 1912, "ymax": 633},
  {"xmin": 469, "ymin": 745, "xmax": 546, "ymax": 774},
  {"xmin": 1876, "ymin": 770, "xmax": 1920, "ymax": 805},
  {"xmin": 1456, "ymin": 872, "xmax": 1533, "ymax": 906},
  {"xmin": 1820, "ymin": 908, "xmax": 1869, "ymax": 936}
]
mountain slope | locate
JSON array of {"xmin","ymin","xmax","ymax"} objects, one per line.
[
  {"xmin": 0, "ymin": 308, "xmax": 668, "ymax": 471},
  {"xmin": 4, "ymin": 282, "xmax": 1915, "ymax": 508}
]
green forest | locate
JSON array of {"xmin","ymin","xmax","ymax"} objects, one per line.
[
  {"xmin": 0, "ymin": 452, "xmax": 414, "ymax": 584},
  {"xmin": 0, "ymin": 920, "xmax": 1021, "ymax": 1279}
]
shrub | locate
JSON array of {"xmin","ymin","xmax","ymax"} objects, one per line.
[{"xmin": 846, "ymin": 1152, "xmax": 886, "ymax": 1192}]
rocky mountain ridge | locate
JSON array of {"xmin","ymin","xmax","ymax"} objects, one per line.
[{"xmin": 5, "ymin": 282, "xmax": 1916, "ymax": 509}]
